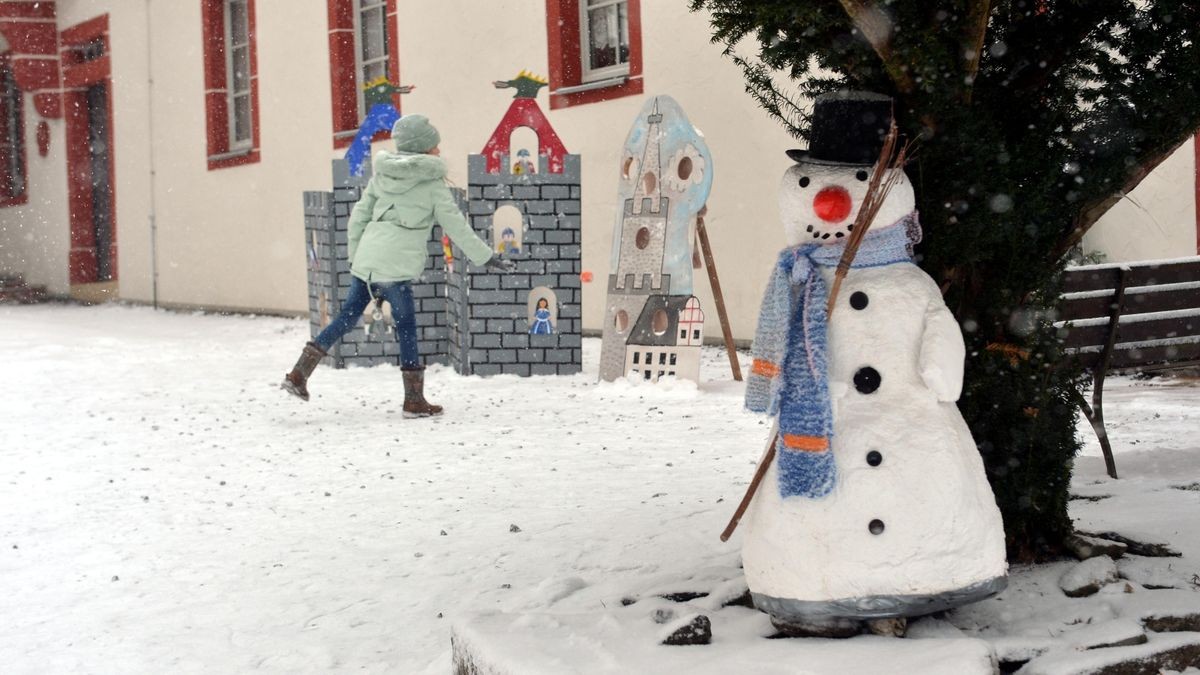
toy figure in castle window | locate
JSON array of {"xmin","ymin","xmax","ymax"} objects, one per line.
[
  {"xmin": 739, "ymin": 91, "xmax": 1007, "ymax": 638},
  {"xmin": 497, "ymin": 228, "xmax": 521, "ymax": 255},
  {"xmin": 530, "ymin": 298, "xmax": 554, "ymax": 335},
  {"xmin": 512, "ymin": 148, "xmax": 536, "ymax": 175}
]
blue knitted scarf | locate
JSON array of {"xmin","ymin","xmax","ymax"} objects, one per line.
[{"xmin": 745, "ymin": 213, "xmax": 920, "ymax": 499}]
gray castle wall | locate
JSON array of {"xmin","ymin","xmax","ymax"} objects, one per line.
[
  {"xmin": 447, "ymin": 153, "xmax": 583, "ymax": 377},
  {"xmin": 303, "ymin": 159, "xmax": 449, "ymax": 369}
]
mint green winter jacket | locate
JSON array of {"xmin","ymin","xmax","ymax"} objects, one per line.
[{"xmin": 348, "ymin": 152, "xmax": 493, "ymax": 283}]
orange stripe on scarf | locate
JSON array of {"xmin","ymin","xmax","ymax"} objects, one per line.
[
  {"xmin": 751, "ymin": 358, "xmax": 780, "ymax": 378},
  {"xmin": 781, "ymin": 434, "xmax": 829, "ymax": 452}
]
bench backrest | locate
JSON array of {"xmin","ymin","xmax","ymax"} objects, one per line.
[{"xmin": 1058, "ymin": 256, "xmax": 1200, "ymax": 372}]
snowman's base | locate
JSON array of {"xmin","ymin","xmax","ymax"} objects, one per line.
[
  {"xmin": 769, "ymin": 614, "xmax": 862, "ymax": 639},
  {"xmin": 753, "ymin": 575, "xmax": 1007, "ymax": 623}
]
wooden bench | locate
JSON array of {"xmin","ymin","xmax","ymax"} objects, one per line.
[{"xmin": 1057, "ymin": 256, "xmax": 1200, "ymax": 478}]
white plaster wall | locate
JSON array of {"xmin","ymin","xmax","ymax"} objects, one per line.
[
  {"xmin": 1083, "ymin": 137, "xmax": 1197, "ymax": 263},
  {"xmin": 396, "ymin": 1, "xmax": 795, "ymax": 339},
  {"xmin": 11, "ymin": 0, "xmax": 334, "ymax": 311},
  {"xmin": 135, "ymin": 0, "xmax": 332, "ymax": 311},
  {"xmin": 0, "ymin": 94, "xmax": 70, "ymax": 294}
]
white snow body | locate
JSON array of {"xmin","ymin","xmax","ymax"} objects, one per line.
[{"xmin": 741, "ymin": 161, "xmax": 1008, "ymax": 618}]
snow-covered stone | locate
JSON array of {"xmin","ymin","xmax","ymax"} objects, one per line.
[
  {"xmin": 659, "ymin": 613, "xmax": 712, "ymax": 646},
  {"xmin": 1118, "ymin": 556, "xmax": 1194, "ymax": 590},
  {"xmin": 1142, "ymin": 612, "xmax": 1200, "ymax": 633},
  {"xmin": 1061, "ymin": 557, "xmax": 1121, "ymax": 597},
  {"xmin": 1065, "ymin": 532, "xmax": 1129, "ymax": 560},
  {"xmin": 1081, "ymin": 531, "xmax": 1182, "ymax": 558},
  {"xmin": 451, "ymin": 609, "xmax": 998, "ymax": 674},
  {"xmin": 1060, "ymin": 618, "xmax": 1147, "ymax": 650},
  {"xmin": 1016, "ymin": 631, "xmax": 1200, "ymax": 675}
]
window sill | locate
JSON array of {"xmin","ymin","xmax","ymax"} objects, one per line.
[
  {"xmin": 333, "ymin": 127, "xmax": 390, "ymax": 151},
  {"xmin": 0, "ymin": 193, "xmax": 29, "ymax": 208},
  {"xmin": 207, "ymin": 148, "xmax": 261, "ymax": 171},
  {"xmin": 550, "ymin": 75, "xmax": 642, "ymax": 110}
]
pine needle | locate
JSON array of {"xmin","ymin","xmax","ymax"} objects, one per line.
[{"xmin": 826, "ymin": 122, "xmax": 914, "ymax": 315}]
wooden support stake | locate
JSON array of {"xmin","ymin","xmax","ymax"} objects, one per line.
[
  {"xmin": 696, "ymin": 210, "xmax": 743, "ymax": 381},
  {"xmin": 1089, "ymin": 267, "xmax": 1127, "ymax": 480}
]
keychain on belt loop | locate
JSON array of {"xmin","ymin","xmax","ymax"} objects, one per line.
[{"xmin": 365, "ymin": 276, "xmax": 387, "ymax": 340}]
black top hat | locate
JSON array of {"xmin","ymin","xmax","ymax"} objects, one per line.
[{"xmin": 787, "ymin": 91, "xmax": 893, "ymax": 165}]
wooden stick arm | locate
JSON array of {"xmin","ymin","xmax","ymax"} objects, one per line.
[{"xmin": 720, "ymin": 427, "xmax": 778, "ymax": 542}]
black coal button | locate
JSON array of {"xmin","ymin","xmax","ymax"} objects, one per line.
[{"xmin": 854, "ymin": 367, "xmax": 881, "ymax": 394}]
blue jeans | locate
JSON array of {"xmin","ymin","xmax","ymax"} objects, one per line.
[{"xmin": 315, "ymin": 276, "xmax": 421, "ymax": 368}]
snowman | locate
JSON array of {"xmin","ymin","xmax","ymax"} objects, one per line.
[{"xmin": 740, "ymin": 91, "xmax": 1007, "ymax": 637}]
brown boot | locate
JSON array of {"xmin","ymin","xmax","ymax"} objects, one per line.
[
  {"xmin": 402, "ymin": 367, "xmax": 443, "ymax": 418},
  {"xmin": 281, "ymin": 342, "xmax": 327, "ymax": 401}
]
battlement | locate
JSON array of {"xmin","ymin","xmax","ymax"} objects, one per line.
[
  {"xmin": 623, "ymin": 195, "xmax": 670, "ymax": 218},
  {"xmin": 609, "ymin": 272, "xmax": 671, "ymax": 295},
  {"xmin": 468, "ymin": 153, "xmax": 581, "ymax": 186}
]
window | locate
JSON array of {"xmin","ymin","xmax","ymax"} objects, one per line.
[
  {"xmin": 356, "ymin": 0, "xmax": 388, "ymax": 114},
  {"xmin": 545, "ymin": 0, "xmax": 642, "ymax": 110},
  {"xmin": 0, "ymin": 61, "xmax": 26, "ymax": 206},
  {"xmin": 202, "ymin": 0, "xmax": 260, "ymax": 169},
  {"xmin": 328, "ymin": 0, "xmax": 400, "ymax": 148},
  {"xmin": 580, "ymin": 0, "xmax": 629, "ymax": 81},
  {"xmin": 225, "ymin": 0, "xmax": 252, "ymax": 151},
  {"xmin": 633, "ymin": 352, "xmax": 640, "ymax": 365}
]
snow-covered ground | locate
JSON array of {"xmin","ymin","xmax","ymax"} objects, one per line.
[{"xmin": 1, "ymin": 304, "xmax": 1197, "ymax": 674}]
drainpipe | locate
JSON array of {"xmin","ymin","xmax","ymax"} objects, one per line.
[{"xmin": 145, "ymin": 0, "xmax": 159, "ymax": 308}]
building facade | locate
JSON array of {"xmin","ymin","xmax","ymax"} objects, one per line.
[{"xmin": 1, "ymin": 0, "xmax": 1197, "ymax": 341}]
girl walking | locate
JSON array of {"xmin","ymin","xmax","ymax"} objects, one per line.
[{"xmin": 283, "ymin": 115, "xmax": 513, "ymax": 416}]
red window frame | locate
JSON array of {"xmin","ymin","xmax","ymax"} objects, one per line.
[
  {"xmin": 0, "ymin": 54, "xmax": 28, "ymax": 207},
  {"xmin": 1194, "ymin": 131, "xmax": 1200, "ymax": 254},
  {"xmin": 327, "ymin": 0, "xmax": 401, "ymax": 150},
  {"xmin": 545, "ymin": 0, "xmax": 643, "ymax": 110},
  {"xmin": 61, "ymin": 14, "xmax": 118, "ymax": 284},
  {"xmin": 201, "ymin": 0, "xmax": 261, "ymax": 170}
]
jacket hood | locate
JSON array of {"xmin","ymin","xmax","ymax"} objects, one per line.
[{"xmin": 372, "ymin": 151, "xmax": 448, "ymax": 195}]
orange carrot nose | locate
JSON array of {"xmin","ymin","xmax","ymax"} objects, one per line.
[{"xmin": 813, "ymin": 186, "xmax": 852, "ymax": 222}]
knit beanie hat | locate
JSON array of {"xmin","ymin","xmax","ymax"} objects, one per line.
[{"xmin": 391, "ymin": 114, "xmax": 440, "ymax": 153}]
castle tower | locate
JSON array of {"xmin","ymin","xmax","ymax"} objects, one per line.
[
  {"xmin": 599, "ymin": 102, "xmax": 672, "ymax": 381},
  {"xmin": 599, "ymin": 95, "xmax": 714, "ymax": 384},
  {"xmin": 613, "ymin": 101, "xmax": 670, "ymax": 293},
  {"xmin": 446, "ymin": 73, "xmax": 583, "ymax": 376}
]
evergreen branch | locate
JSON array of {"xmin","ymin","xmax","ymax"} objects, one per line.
[{"xmin": 729, "ymin": 53, "xmax": 808, "ymax": 138}]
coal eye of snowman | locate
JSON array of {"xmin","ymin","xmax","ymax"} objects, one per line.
[
  {"xmin": 856, "ymin": 170, "xmax": 869, "ymax": 181},
  {"xmin": 798, "ymin": 177, "xmax": 810, "ymax": 188}
]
